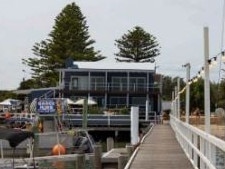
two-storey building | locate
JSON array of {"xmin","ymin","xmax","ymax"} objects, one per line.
[{"xmin": 58, "ymin": 60, "xmax": 162, "ymax": 114}]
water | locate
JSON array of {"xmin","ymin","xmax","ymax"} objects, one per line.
[
  {"xmin": 37, "ymin": 141, "xmax": 127, "ymax": 169},
  {"xmin": 0, "ymin": 160, "xmax": 92, "ymax": 169},
  {"xmin": 38, "ymin": 160, "xmax": 92, "ymax": 169}
]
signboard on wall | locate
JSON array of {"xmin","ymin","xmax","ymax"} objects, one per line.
[
  {"xmin": 36, "ymin": 98, "xmax": 66, "ymax": 115},
  {"xmin": 36, "ymin": 99, "xmax": 56, "ymax": 114}
]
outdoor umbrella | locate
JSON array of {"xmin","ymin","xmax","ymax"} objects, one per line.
[
  {"xmin": 74, "ymin": 98, "xmax": 97, "ymax": 129},
  {"xmin": 0, "ymin": 99, "xmax": 12, "ymax": 106},
  {"xmin": 66, "ymin": 98, "xmax": 76, "ymax": 105},
  {"xmin": 74, "ymin": 98, "xmax": 97, "ymax": 105}
]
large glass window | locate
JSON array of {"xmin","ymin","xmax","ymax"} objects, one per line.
[
  {"xmin": 71, "ymin": 77, "xmax": 78, "ymax": 90},
  {"xmin": 112, "ymin": 77, "xmax": 127, "ymax": 91},
  {"xmin": 137, "ymin": 78, "xmax": 145, "ymax": 91},
  {"xmin": 91, "ymin": 77, "xmax": 105, "ymax": 90},
  {"xmin": 132, "ymin": 97, "xmax": 146, "ymax": 106},
  {"xmin": 70, "ymin": 76, "xmax": 88, "ymax": 90},
  {"xmin": 129, "ymin": 77, "xmax": 146, "ymax": 91},
  {"xmin": 130, "ymin": 78, "xmax": 136, "ymax": 91},
  {"xmin": 110, "ymin": 97, "xmax": 126, "ymax": 106}
]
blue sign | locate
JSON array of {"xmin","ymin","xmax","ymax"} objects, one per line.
[{"xmin": 36, "ymin": 99, "xmax": 56, "ymax": 114}]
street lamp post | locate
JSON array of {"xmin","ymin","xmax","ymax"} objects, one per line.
[
  {"xmin": 177, "ymin": 77, "xmax": 180, "ymax": 119},
  {"xmin": 204, "ymin": 27, "xmax": 211, "ymax": 134},
  {"xmin": 183, "ymin": 63, "xmax": 191, "ymax": 124}
]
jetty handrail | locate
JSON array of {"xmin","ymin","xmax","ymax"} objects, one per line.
[
  {"xmin": 62, "ymin": 113, "xmax": 159, "ymax": 127},
  {"xmin": 170, "ymin": 115, "xmax": 225, "ymax": 169}
]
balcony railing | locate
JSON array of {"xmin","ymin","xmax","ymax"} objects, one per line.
[{"xmin": 67, "ymin": 82, "xmax": 160, "ymax": 92}]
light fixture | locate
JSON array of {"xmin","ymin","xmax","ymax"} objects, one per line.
[
  {"xmin": 222, "ymin": 51, "xmax": 225, "ymax": 62},
  {"xmin": 200, "ymin": 67, "xmax": 204, "ymax": 75},
  {"xmin": 212, "ymin": 57, "xmax": 217, "ymax": 65},
  {"xmin": 208, "ymin": 59, "xmax": 213, "ymax": 69},
  {"xmin": 193, "ymin": 76, "xmax": 198, "ymax": 83},
  {"xmin": 197, "ymin": 71, "xmax": 201, "ymax": 78},
  {"xmin": 188, "ymin": 79, "xmax": 192, "ymax": 85}
]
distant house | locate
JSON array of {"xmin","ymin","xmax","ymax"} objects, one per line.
[{"xmin": 58, "ymin": 60, "xmax": 162, "ymax": 114}]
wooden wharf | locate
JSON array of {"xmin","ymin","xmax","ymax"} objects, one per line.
[{"xmin": 127, "ymin": 122, "xmax": 194, "ymax": 169}]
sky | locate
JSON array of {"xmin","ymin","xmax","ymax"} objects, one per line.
[{"xmin": 0, "ymin": 0, "xmax": 224, "ymax": 90}]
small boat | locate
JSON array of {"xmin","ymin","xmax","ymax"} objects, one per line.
[
  {"xmin": 0, "ymin": 128, "xmax": 37, "ymax": 169},
  {"xmin": 72, "ymin": 130, "xmax": 95, "ymax": 154}
]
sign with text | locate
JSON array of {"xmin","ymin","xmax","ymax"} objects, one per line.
[{"xmin": 36, "ymin": 99, "xmax": 56, "ymax": 114}]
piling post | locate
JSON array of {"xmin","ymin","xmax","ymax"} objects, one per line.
[
  {"xmin": 89, "ymin": 154, "xmax": 95, "ymax": 169},
  {"xmin": 106, "ymin": 137, "xmax": 114, "ymax": 152},
  {"xmin": 126, "ymin": 144, "xmax": 133, "ymax": 159},
  {"xmin": 145, "ymin": 100, "xmax": 149, "ymax": 121},
  {"xmin": 118, "ymin": 155, "xmax": 127, "ymax": 169},
  {"xmin": 94, "ymin": 144, "xmax": 102, "ymax": 169},
  {"xmin": 76, "ymin": 154, "xmax": 85, "ymax": 169},
  {"xmin": 131, "ymin": 106, "xmax": 139, "ymax": 145},
  {"xmin": 184, "ymin": 63, "xmax": 191, "ymax": 123}
]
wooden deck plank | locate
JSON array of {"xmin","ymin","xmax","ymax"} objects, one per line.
[{"xmin": 129, "ymin": 123, "xmax": 194, "ymax": 169}]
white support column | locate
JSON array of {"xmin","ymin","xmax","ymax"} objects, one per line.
[
  {"xmin": 147, "ymin": 72, "xmax": 149, "ymax": 92},
  {"xmin": 145, "ymin": 100, "xmax": 149, "ymax": 121},
  {"xmin": 104, "ymin": 93, "xmax": 107, "ymax": 109},
  {"xmin": 175, "ymin": 87, "xmax": 178, "ymax": 118},
  {"xmin": 172, "ymin": 91, "xmax": 175, "ymax": 116},
  {"xmin": 183, "ymin": 63, "xmax": 190, "ymax": 123},
  {"xmin": 88, "ymin": 71, "xmax": 91, "ymax": 91},
  {"xmin": 127, "ymin": 72, "xmax": 130, "ymax": 107},
  {"xmin": 177, "ymin": 78, "xmax": 180, "ymax": 119},
  {"xmin": 105, "ymin": 72, "xmax": 108, "ymax": 108},
  {"xmin": 203, "ymin": 27, "xmax": 211, "ymax": 166},
  {"xmin": 204, "ymin": 27, "xmax": 211, "ymax": 134},
  {"xmin": 105, "ymin": 71, "xmax": 108, "ymax": 91},
  {"xmin": 131, "ymin": 106, "xmax": 139, "ymax": 145}
]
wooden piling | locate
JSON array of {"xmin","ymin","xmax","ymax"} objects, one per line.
[
  {"xmin": 94, "ymin": 144, "xmax": 102, "ymax": 169},
  {"xmin": 118, "ymin": 155, "xmax": 127, "ymax": 169},
  {"xmin": 89, "ymin": 154, "xmax": 95, "ymax": 168},
  {"xmin": 126, "ymin": 144, "xmax": 133, "ymax": 158},
  {"xmin": 76, "ymin": 154, "xmax": 85, "ymax": 169},
  {"xmin": 107, "ymin": 137, "xmax": 114, "ymax": 152}
]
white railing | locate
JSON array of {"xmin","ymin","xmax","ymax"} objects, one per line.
[{"xmin": 170, "ymin": 115, "xmax": 225, "ymax": 169}]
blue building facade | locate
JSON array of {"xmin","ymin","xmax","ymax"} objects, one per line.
[{"xmin": 58, "ymin": 61, "xmax": 162, "ymax": 114}]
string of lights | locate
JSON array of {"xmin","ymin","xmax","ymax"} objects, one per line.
[
  {"xmin": 190, "ymin": 51, "xmax": 224, "ymax": 84},
  {"xmin": 173, "ymin": 50, "xmax": 225, "ymax": 99}
]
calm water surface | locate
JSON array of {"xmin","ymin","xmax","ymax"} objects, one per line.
[
  {"xmin": 39, "ymin": 160, "xmax": 92, "ymax": 169},
  {"xmin": 38, "ymin": 141, "xmax": 126, "ymax": 169}
]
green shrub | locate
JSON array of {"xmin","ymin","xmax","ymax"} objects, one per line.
[
  {"xmin": 88, "ymin": 107, "xmax": 101, "ymax": 114},
  {"xmin": 119, "ymin": 107, "xmax": 130, "ymax": 114}
]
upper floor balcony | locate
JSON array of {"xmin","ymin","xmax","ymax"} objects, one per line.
[{"xmin": 64, "ymin": 81, "xmax": 160, "ymax": 93}]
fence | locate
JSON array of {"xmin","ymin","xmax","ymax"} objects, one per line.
[
  {"xmin": 170, "ymin": 115, "xmax": 225, "ymax": 169},
  {"xmin": 62, "ymin": 111, "xmax": 159, "ymax": 128}
]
